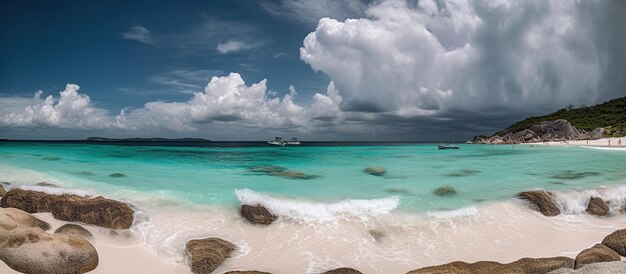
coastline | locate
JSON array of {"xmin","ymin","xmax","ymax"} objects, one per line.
[{"xmin": 3, "ymin": 188, "xmax": 626, "ymax": 273}]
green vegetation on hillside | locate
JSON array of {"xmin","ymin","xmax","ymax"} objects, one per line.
[{"xmin": 496, "ymin": 96, "xmax": 626, "ymax": 137}]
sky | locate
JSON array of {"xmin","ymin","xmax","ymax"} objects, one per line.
[{"xmin": 0, "ymin": 0, "xmax": 625, "ymax": 141}]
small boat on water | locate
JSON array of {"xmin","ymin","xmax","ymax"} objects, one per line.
[
  {"xmin": 286, "ymin": 137, "xmax": 300, "ymax": 145},
  {"xmin": 268, "ymin": 137, "xmax": 285, "ymax": 146},
  {"xmin": 437, "ymin": 144, "xmax": 460, "ymax": 149},
  {"xmin": 268, "ymin": 136, "xmax": 301, "ymax": 146}
]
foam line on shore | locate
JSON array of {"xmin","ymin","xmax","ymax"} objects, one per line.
[
  {"xmin": 427, "ymin": 206, "xmax": 479, "ymax": 219},
  {"xmin": 581, "ymin": 146, "xmax": 626, "ymax": 151},
  {"xmin": 549, "ymin": 185, "xmax": 626, "ymax": 215},
  {"xmin": 235, "ymin": 188, "xmax": 400, "ymax": 222},
  {"xmin": 17, "ymin": 185, "xmax": 96, "ymax": 197}
]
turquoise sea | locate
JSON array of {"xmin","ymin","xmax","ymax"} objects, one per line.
[
  {"xmin": 1, "ymin": 141, "xmax": 625, "ymax": 213},
  {"xmin": 3, "ymin": 141, "xmax": 626, "ymax": 273}
]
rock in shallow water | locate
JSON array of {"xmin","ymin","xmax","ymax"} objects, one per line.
[
  {"xmin": 55, "ymin": 223, "xmax": 93, "ymax": 239},
  {"xmin": 574, "ymin": 244, "xmax": 620, "ymax": 269},
  {"xmin": 364, "ymin": 166, "xmax": 387, "ymax": 176},
  {"xmin": 585, "ymin": 197, "xmax": 610, "ymax": 216},
  {"xmin": 185, "ymin": 237, "xmax": 236, "ymax": 274},
  {"xmin": 109, "ymin": 173, "xmax": 126, "ymax": 177},
  {"xmin": 1, "ymin": 188, "xmax": 134, "ymax": 229},
  {"xmin": 241, "ymin": 204, "xmax": 277, "ymax": 225},
  {"xmin": 602, "ymin": 228, "xmax": 626, "ymax": 256},
  {"xmin": 433, "ymin": 186, "xmax": 457, "ymax": 196},
  {"xmin": 0, "ymin": 208, "xmax": 98, "ymax": 274},
  {"xmin": 517, "ymin": 190, "xmax": 561, "ymax": 216}
]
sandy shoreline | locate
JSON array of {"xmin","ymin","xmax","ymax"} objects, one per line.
[
  {"xmin": 3, "ymin": 198, "xmax": 626, "ymax": 274},
  {"xmin": 529, "ymin": 137, "xmax": 626, "ymax": 148}
]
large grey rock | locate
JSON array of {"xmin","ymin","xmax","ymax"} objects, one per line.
[
  {"xmin": 548, "ymin": 261, "xmax": 626, "ymax": 274},
  {"xmin": 517, "ymin": 190, "xmax": 561, "ymax": 216},
  {"xmin": 536, "ymin": 119, "xmax": 583, "ymax": 140},
  {"xmin": 241, "ymin": 204, "xmax": 277, "ymax": 225},
  {"xmin": 602, "ymin": 228, "xmax": 626, "ymax": 256},
  {"xmin": 1, "ymin": 188, "xmax": 134, "ymax": 229},
  {"xmin": 574, "ymin": 244, "xmax": 620, "ymax": 269},
  {"xmin": 585, "ymin": 197, "xmax": 610, "ymax": 216},
  {"xmin": 185, "ymin": 237, "xmax": 236, "ymax": 274},
  {"xmin": 0, "ymin": 208, "xmax": 98, "ymax": 274}
]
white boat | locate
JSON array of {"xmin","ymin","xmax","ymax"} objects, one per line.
[
  {"xmin": 437, "ymin": 144, "xmax": 460, "ymax": 149},
  {"xmin": 286, "ymin": 137, "xmax": 301, "ymax": 145},
  {"xmin": 268, "ymin": 137, "xmax": 285, "ymax": 146}
]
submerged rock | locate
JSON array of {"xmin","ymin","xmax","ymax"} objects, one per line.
[
  {"xmin": 0, "ymin": 208, "xmax": 98, "ymax": 274},
  {"xmin": 276, "ymin": 170, "xmax": 317, "ymax": 180},
  {"xmin": 407, "ymin": 257, "xmax": 574, "ymax": 274},
  {"xmin": 249, "ymin": 165, "xmax": 317, "ymax": 180},
  {"xmin": 433, "ymin": 186, "xmax": 457, "ymax": 196},
  {"xmin": 602, "ymin": 228, "xmax": 626, "ymax": 256},
  {"xmin": 1, "ymin": 188, "xmax": 134, "ymax": 229},
  {"xmin": 551, "ymin": 171, "xmax": 601, "ymax": 180},
  {"xmin": 323, "ymin": 268, "xmax": 363, "ymax": 274},
  {"xmin": 574, "ymin": 244, "xmax": 620, "ymax": 269},
  {"xmin": 185, "ymin": 237, "xmax": 236, "ymax": 274},
  {"xmin": 385, "ymin": 188, "xmax": 413, "ymax": 195},
  {"xmin": 364, "ymin": 166, "xmax": 387, "ymax": 176},
  {"xmin": 42, "ymin": 156, "xmax": 61, "ymax": 161},
  {"xmin": 241, "ymin": 204, "xmax": 277, "ymax": 225},
  {"xmin": 55, "ymin": 223, "xmax": 93, "ymax": 239},
  {"xmin": 249, "ymin": 165, "xmax": 287, "ymax": 174},
  {"xmin": 80, "ymin": 171, "xmax": 94, "ymax": 176},
  {"xmin": 36, "ymin": 181, "xmax": 57, "ymax": 187},
  {"xmin": 586, "ymin": 197, "xmax": 610, "ymax": 216},
  {"xmin": 517, "ymin": 190, "xmax": 561, "ymax": 216},
  {"xmin": 368, "ymin": 229, "xmax": 386, "ymax": 242},
  {"xmin": 448, "ymin": 169, "xmax": 481, "ymax": 177},
  {"xmin": 109, "ymin": 173, "xmax": 126, "ymax": 178}
]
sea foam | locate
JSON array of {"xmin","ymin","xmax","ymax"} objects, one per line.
[
  {"xmin": 17, "ymin": 185, "xmax": 96, "ymax": 197},
  {"xmin": 428, "ymin": 206, "xmax": 480, "ymax": 219},
  {"xmin": 551, "ymin": 185, "xmax": 626, "ymax": 215},
  {"xmin": 581, "ymin": 146, "xmax": 626, "ymax": 151},
  {"xmin": 235, "ymin": 188, "xmax": 400, "ymax": 222}
]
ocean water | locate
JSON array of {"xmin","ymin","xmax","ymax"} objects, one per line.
[{"xmin": 1, "ymin": 141, "xmax": 626, "ymax": 272}]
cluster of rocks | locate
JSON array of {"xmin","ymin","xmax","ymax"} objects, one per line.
[
  {"xmin": 472, "ymin": 119, "xmax": 605, "ymax": 144},
  {"xmin": 517, "ymin": 190, "xmax": 612, "ymax": 217},
  {"xmin": 407, "ymin": 228, "xmax": 626, "ymax": 273}
]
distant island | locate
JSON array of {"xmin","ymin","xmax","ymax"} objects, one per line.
[
  {"xmin": 473, "ymin": 96, "xmax": 626, "ymax": 144},
  {"xmin": 85, "ymin": 137, "xmax": 211, "ymax": 142}
]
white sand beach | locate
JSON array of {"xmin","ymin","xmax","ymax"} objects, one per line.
[{"xmin": 530, "ymin": 137, "xmax": 626, "ymax": 148}]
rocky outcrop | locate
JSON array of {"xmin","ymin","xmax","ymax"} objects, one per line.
[
  {"xmin": 241, "ymin": 204, "xmax": 277, "ymax": 225},
  {"xmin": 323, "ymin": 268, "xmax": 363, "ymax": 274},
  {"xmin": 0, "ymin": 208, "xmax": 98, "ymax": 274},
  {"xmin": 1, "ymin": 188, "xmax": 134, "ymax": 229},
  {"xmin": 364, "ymin": 167, "xmax": 387, "ymax": 176},
  {"xmin": 407, "ymin": 257, "xmax": 574, "ymax": 274},
  {"xmin": 55, "ymin": 223, "xmax": 93, "ymax": 239},
  {"xmin": 185, "ymin": 237, "xmax": 236, "ymax": 274},
  {"xmin": 472, "ymin": 119, "xmax": 603, "ymax": 144},
  {"xmin": 574, "ymin": 244, "xmax": 620, "ymax": 269},
  {"xmin": 548, "ymin": 261, "xmax": 626, "ymax": 273},
  {"xmin": 0, "ymin": 185, "xmax": 5, "ymax": 197},
  {"xmin": 585, "ymin": 197, "xmax": 610, "ymax": 216},
  {"xmin": 517, "ymin": 190, "xmax": 561, "ymax": 216},
  {"xmin": 433, "ymin": 186, "xmax": 457, "ymax": 196},
  {"xmin": 601, "ymin": 228, "xmax": 626, "ymax": 256}
]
